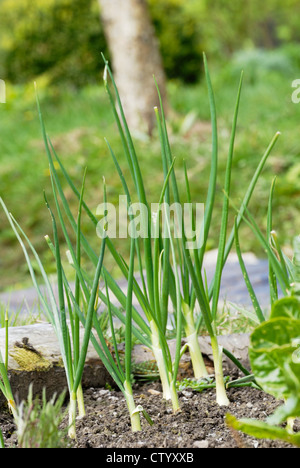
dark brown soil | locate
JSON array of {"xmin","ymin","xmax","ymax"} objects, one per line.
[{"xmin": 1, "ymin": 378, "xmax": 299, "ymax": 449}]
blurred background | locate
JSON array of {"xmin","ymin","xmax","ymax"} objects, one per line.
[{"xmin": 1, "ymin": 0, "xmax": 300, "ymax": 292}]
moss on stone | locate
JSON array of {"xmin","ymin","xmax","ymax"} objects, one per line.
[
  {"xmin": 55, "ymin": 356, "xmax": 65, "ymax": 368},
  {"xmin": 9, "ymin": 347, "xmax": 53, "ymax": 372}
]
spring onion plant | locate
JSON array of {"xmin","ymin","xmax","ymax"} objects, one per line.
[
  {"xmin": 102, "ymin": 54, "xmax": 281, "ymax": 406},
  {"xmin": 1, "ymin": 174, "xmax": 144, "ymax": 434},
  {"xmin": 151, "ymin": 54, "xmax": 244, "ymax": 406},
  {"xmin": 5, "ymin": 90, "xmax": 150, "ymax": 433},
  {"xmin": 101, "ymin": 55, "xmax": 281, "ymax": 406},
  {"xmin": 0, "ymin": 185, "xmax": 106, "ymax": 439},
  {"xmin": 36, "ymin": 95, "xmax": 147, "ymax": 431},
  {"xmin": 47, "ymin": 177, "xmax": 144, "ymax": 432},
  {"xmin": 36, "ymin": 72, "xmax": 183, "ymax": 413},
  {"xmin": 32, "ymin": 54, "xmax": 281, "ymax": 408}
]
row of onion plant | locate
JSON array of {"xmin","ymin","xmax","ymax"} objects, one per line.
[
  {"xmin": 0, "ymin": 87, "xmax": 153, "ymax": 436},
  {"xmin": 39, "ymin": 54, "xmax": 280, "ymax": 407},
  {"xmin": 0, "ymin": 55, "xmax": 282, "ymax": 442}
]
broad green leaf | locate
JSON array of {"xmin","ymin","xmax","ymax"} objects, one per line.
[
  {"xmin": 270, "ymin": 296, "xmax": 300, "ymax": 321},
  {"xmin": 226, "ymin": 414, "xmax": 300, "ymax": 447},
  {"xmin": 249, "ymin": 317, "xmax": 300, "ymax": 401},
  {"xmin": 267, "ymin": 393, "xmax": 300, "ymax": 425}
]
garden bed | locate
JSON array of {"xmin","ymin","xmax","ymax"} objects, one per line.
[
  {"xmin": 2, "ymin": 323, "xmax": 297, "ymax": 449},
  {"xmin": 1, "ymin": 378, "xmax": 297, "ymax": 449}
]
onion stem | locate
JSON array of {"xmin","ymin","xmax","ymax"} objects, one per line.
[
  {"xmin": 183, "ymin": 303, "xmax": 208, "ymax": 379},
  {"xmin": 124, "ymin": 380, "xmax": 142, "ymax": 432},
  {"xmin": 211, "ymin": 336, "xmax": 230, "ymax": 407}
]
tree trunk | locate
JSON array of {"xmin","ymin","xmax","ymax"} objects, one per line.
[{"xmin": 98, "ymin": 0, "xmax": 167, "ymax": 135}]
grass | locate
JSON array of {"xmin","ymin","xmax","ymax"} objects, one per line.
[
  {"xmin": 1, "ymin": 59, "xmax": 300, "ymax": 293},
  {"xmin": 13, "ymin": 386, "xmax": 69, "ymax": 449},
  {"xmin": 0, "ymin": 301, "xmax": 45, "ymax": 327}
]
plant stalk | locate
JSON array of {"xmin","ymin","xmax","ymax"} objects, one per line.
[
  {"xmin": 182, "ymin": 302, "xmax": 208, "ymax": 379},
  {"xmin": 68, "ymin": 391, "xmax": 77, "ymax": 439},
  {"xmin": 8, "ymin": 399, "xmax": 18, "ymax": 421},
  {"xmin": 210, "ymin": 335, "xmax": 229, "ymax": 406},
  {"xmin": 76, "ymin": 384, "xmax": 85, "ymax": 418},
  {"xmin": 124, "ymin": 380, "xmax": 142, "ymax": 432},
  {"xmin": 169, "ymin": 376, "xmax": 181, "ymax": 413},
  {"xmin": 149, "ymin": 320, "xmax": 172, "ymax": 400}
]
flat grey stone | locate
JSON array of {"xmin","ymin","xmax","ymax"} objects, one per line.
[
  {"xmin": 0, "ymin": 321, "xmax": 251, "ymax": 407},
  {"xmin": 0, "ymin": 323, "xmax": 114, "ymax": 407}
]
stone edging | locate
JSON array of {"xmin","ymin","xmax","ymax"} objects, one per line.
[{"xmin": 0, "ymin": 322, "xmax": 250, "ymax": 406}]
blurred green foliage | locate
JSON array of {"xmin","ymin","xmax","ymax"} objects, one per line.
[
  {"xmin": 0, "ymin": 0, "xmax": 107, "ymax": 86},
  {"xmin": 2, "ymin": 0, "xmax": 300, "ymax": 87},
  {"xmin": 148, "ymin": 0, "xmax": 203, "ymax": 82},
  {"xmin": 1, "ymin": 0, "xmax": 300, "ymax": 291},
  {"xmin": 1, "ymin": 0, "xmax": 203, "ymax": 85},
  {"xmin": 182, "ymin": 0, "xmax": 300, "ymax": 56}
]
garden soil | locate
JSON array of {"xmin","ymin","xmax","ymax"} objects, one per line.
[{"xmin": 1, "ymin": 378, "xmax": 298, "ymax": 449}]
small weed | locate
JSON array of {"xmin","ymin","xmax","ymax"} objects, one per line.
[{"xmin": 14, "ymin": 386, "xmax": 70, "ymax": 449}]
